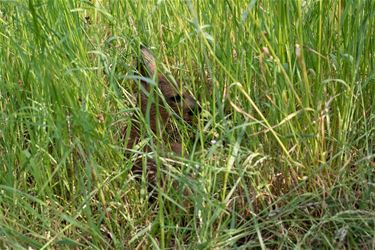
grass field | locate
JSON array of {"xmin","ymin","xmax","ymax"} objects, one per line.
[{"xmin": 1, "ymin": 0, "xmax": 374, "ymax": 249}]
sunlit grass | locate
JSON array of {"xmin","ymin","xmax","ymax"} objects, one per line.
[{"xmin": 0, "ymin": 0, "xmax": 374, "ymax": 248}]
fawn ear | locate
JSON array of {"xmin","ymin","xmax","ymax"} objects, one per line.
[{"xmin": 139, "ymin": 45, "xmax": 157, "ymax": 78}]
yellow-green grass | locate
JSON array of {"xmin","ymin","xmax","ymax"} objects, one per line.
[{"xmin": 0, "ymin": 0, "xmax": 374, "ymax": 248}]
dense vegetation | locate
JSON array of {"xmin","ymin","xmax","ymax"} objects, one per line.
[{"xmin": 0, "ymin": 0, "xmax": 374, "ymax": 248}]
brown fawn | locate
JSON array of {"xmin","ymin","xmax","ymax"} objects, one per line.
[{"xmin": 127, "ymin": 45, "xmax": 198, "ymax": 187}]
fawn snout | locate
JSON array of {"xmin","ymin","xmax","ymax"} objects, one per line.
[{"xmin": 162, "ymin": 86, "xmax": 199, "ymax": 125}]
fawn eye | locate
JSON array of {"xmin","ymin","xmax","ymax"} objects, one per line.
[{"xmin": 170, "ymin": 94, "xmax": 182, "ymax": 102}]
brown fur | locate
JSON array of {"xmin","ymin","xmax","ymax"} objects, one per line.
[{"xmin": 127, "ymin": 46, "xmax": 198, "ymax": 186}]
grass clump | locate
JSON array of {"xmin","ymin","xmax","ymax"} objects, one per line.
[{"xmin": 0, "ymin": 0, "xmax": 374, "ymax": 249}]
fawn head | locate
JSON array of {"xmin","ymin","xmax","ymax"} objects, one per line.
[{"xmin": 137, "ymin": 46, "xmax": 197, "ymax": 132}]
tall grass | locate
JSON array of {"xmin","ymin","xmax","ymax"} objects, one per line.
[{"xmin": 0, "ymin": 0, "xmax": 374, "ymax": 248}]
